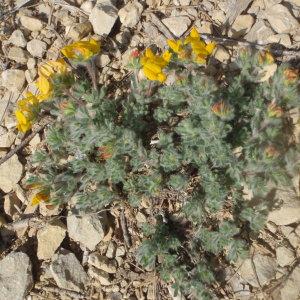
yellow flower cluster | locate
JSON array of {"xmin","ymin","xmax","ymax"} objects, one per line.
[
  {"xmin": 168, "ymin": 28, "xmax": 216, "ymax": 64},
  {"xmin": 15, "ymin": 39, "xmax": 100, "ymax": 133},
  {"xmin": 60, "ymin": 39, "xmax": 100, "ymax": 61},
  {"xmin": 140, "ymin": 48, "xmax": 172, "ymax": 82}
]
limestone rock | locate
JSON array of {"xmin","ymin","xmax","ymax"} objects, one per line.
[
  {"xmin": 266, "ymin": 33, "xmax": 292, "ymax": 47},
  {"xmin": 245, "ymin": 20, "xmax": 275, "ymax": 44},
  {"xmin": 88, "ymin": 253, "xmax": 117, "ymax": 273},
  {"xmin": 37, "ymin": 220, "xmax": 66, "ymax": 260},
  {"xmin": 0, "ymin": 155, "xmax": 23, "ymax": 193},
  {"xmin": 50, "ymin": 250, "xmax": 88, "ymax": 292},
  {"xmin": 88, "ymin": 266, "xmax": 111, "ymax": 285},
  {"xmin": 238, "ymin": 254, "xmax": 276, "ymax": 287},
  {"xmin": 229, "ymin": 14, "xmax": 255, "ymax": 38},
  {"xmin": 67, "ymin": 212, "xmax": 108, "ymax": 250},
  {"xmin": 106, "ymin": 241, "xmax": 116, "ymax": 258},
  {"xmin": 214, "ymin": 45, "xmax": 230, "ymax": 63},
  {"xmin": 194, "ymin": 20, "xmax": 213, "ymax": 34},
  {"xmin": 225, "ymin": 0, "xmax": 253, "ymax": 24},
  {"xmin": 8, "ymin": 30, "xmax": 27, "ymax": 48},
  {"xmin": 27, "ymin": 39, "xmax": 47, "ymax": 58},
  {"xmin": 0, "ymin": 252, "xmax": 33, "ymax": 300},
  {"xmin": 89, "ymin": 1, "xmax": 118, "ymax": 35},
  {"xmin": 268, "ymin": 196, "xmax": 300, "ymax": 225},
  {"xmin": 25, "ymin": 68, "xmax": 37, "ymax": 84},
  {"xmin": 280, "ymin": 266, "xmax": 300, "ymax": 300},
  {"xmin": 118, "ymin": 1, "xmax": 143, "ymax": 28},
  {"xmin": 162, "ymin": 16, "xmax": 191, "ymax": 37},
  {"xmin": 81, "ymin": 0, "xmax": 95, "ymax": 13},
  {"xmin": 66, "ymin": 22, "xmax": 93, "ymax": 40},
  {"xmin": 0, "ymin": 127, "xmax": 16, "ymax": 148},
  {"xmin": 4, "ymin": 193, "xmax": 22, "ymax": 219},
  {"xmin": 276, "ymin": 246, "xmax": 295, "ymax": 267},
  {"xmin": 96, "ymin": 54, "xmax": 111, "ymax": 68},
  {"xmin": 1, "ymin": 69, "xmax": 26, "ymax": 92},
  {"xmin": 264, "ymin": 4, "xmax": 299, "ymax": 33},
  {"xmin": 7, "ymin": 46, "xmax": 30, "ymax": 64},
  {"xmin": 20, "ymin": 15, "xmax": 43, "ymax": 31}
]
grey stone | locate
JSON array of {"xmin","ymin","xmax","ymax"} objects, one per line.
[
  {"xmin": 280, "ymin": 266, "xmax": 300, "ymax": 300},
  {"xmin": 225, "ymin": 0, "xmax": 253, "ymax": 24},
  {"xmin": 8, "ymin": 30, "xmax": 27, "ymax": 48},
  {"xmin": 0, "ymin": 155, "xmax": 23, "ymax": 193},
  {"xmin": 1, "ymin": 69, "xmax": 26, "ymax": 92},
  {"xmin": 50, "ymin": 250, "xmax": 88, "ymax": 292},
  {"xmin": 37, "ymin": 220, "xmax": 66, "ymax": 260},
  {"xmin": 264, "ymin": 4, "xmax": 299, "ymax": 33},
  {"xmin": 20, "ymin": 15, "xmax": 43, "ymax": 31},
  {"xmin": 0, "ymin": 252, "xmax": 33, "ymax": 300},
  {"xmin": 7, "ymin": 46, "xmax": 30, "ymax": 64},
  {"xmin": 266, "ymin": 33, "xmax": 292, "ymax": 47},
  {"xmin": 80, "ymin": 0, "xmax": 95, "ymax": 13},
  {"xmin": 162, "ymin": 16, "xmax": 191, "ymax": 37},
  {"xmin": 88, "ymin": 253, "xmax": 117, "ymax": 273},
  {"xmin": 245, "ymin": 20, "xmax": 275, "ymax": 44},
  {"xmin": 0, "ymin": 127, "xmax": 16, "ymax": 148},
  {"xmin": 27, "ymin": 39, "xmax": 47, "ymax": 58},
  {"xmin": 214, "ymin": 45, "xmax": 230, "ymax": 63},
  {"xmin": 66, "ymin": 21, "xmax": 93, "ymax": 40},
  {"xmin": 229, "ymin": 14, "xmax": 255, "ymax": 38},
  {"xmin": 88, "ymin": 266, "xmax": 111, "ymax": 285},
  {"xmin": 89, "ymin": 1, "xmax": 118, "ymax": 35},
  {"xmin": 238, "ymin": 254, "xmax": 276, "ymax": 287},
  {"xmin": 118, "ymin": 1, "xmax": 143, "ymax": 28},
  {"xmin": 106, "ymin": 241, "xmax": 116, "ymax": 258},
  {"xmin": 276, "ymin": 246, "xmax": 295, "ymax": 267},
  {"xmin": 96, "ymin": 54, "xmax": 111, "ymax": 68},
  {"xmin": 67, "ymin": 212, "xmax": 108, "ymax": 250}
]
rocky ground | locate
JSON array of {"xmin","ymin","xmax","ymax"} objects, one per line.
[{"xmin": 0, "ymin": 0, "xmax": 300, "ymax": 299}]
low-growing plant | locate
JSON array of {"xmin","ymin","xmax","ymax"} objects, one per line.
[{"xmin": 18, "ymin": 32, "xmax": 300, "ymax": 298}]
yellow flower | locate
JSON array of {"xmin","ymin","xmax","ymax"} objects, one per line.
[
  {"xmin": 31, "ymin": 191, "xmax": 50, "ymax": 206},
  {"xmin": 15, "ymin": 92, "xmax": 40, "ymax": 133},
  {"xmin": 167, "ymin": 39, "xmax": 183, "ymax": 53},
  {"xmin": 140, "ymin": 48, "xmax": 171, "ymax": 82},
  {"xmin": 35, "ymin": 75, "xmax": 52, "ymax": 101},
  {"xmin": 15, "ymin": 110, "xmax": 32, "ymax": 133},
  {"xmin": 258, "ymin": 51, "xmax": 274, "ymax": 65},
  {"xmin": 38, "ymin": 58, "xmax": 68, "ymax": 78},
  {"xmin": 184, "ymin": 27, "xmax": 216, "ymax": 64},
  {"xmin": 61, "ymin": 39, "xmax": 100, "ymax": 61}
]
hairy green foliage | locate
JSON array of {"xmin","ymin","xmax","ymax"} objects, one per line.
[{"xmin": 28, "ymin": 51, "xmax": 300, "ymax": 298}]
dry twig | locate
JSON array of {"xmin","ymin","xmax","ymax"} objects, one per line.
[{"xmin": 120, "ymin": 207, "xmax": 132, "ymax": 247}]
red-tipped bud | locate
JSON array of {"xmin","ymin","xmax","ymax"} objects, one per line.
[
  {"xmin": 131, "ymin": 49, "xmax": 140, "ymax": 58},
  {"xmin": 211, "ymin": 101, "xmax": 234, "ymax": 120},
  {"xmin": 267, "ymin": 103, "xmax": 283, "ymax": 118}
]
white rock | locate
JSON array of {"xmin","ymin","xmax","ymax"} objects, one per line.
[
  {"xmin": 245, "ymin": 20, "xmax": 275, "ymax": 44},
  {"xmin": 288, "ymin": 0, "xmax": 300, "ymax": 6},
  {"xmin": 0, "ymin": 127, "xmax": 16, "ymax": 148},
  {"xmin": 37, "ymin": 220, "xmax": 66, "ymax": 260},
  {"xmin": 0, "ymin": 252, "xmax": 33, "ymax": 300},
  {"xmin": 268, "ymin": 199, "xmax": 300, "ymax": 225},
  {"xmin": 106, "ymin": 241, "xmax": 116, "ymax": 258},
  {"xmin": 1, "ymin": 69, "xmax": 26, "ymax": 92},
  {"xmin": 89, "ymin": 1, "xmax": 118, "ymax": 35},
  {"xmin": 276, "ymin": 246, "xmax": 295, "ymax": 267},
  {"xmin": 4, "ymin": 193, "xmax": 22, "ymax": 219},
  {"xmin": 0, "ymin": 155, "xmax": 23, "ymax": 193},
  {"xmin": 194, "ymin": 20, "xmax": 213, "ymax": 34},
  {"xmin": 118, "ymin": 1, "xmax": 143, "ymax": 28},
  {"xmin": 210, "ymin": 9, "xmax": 226, "ymax": 24},
  {"xmin": 27, "ymin": 57, "xmax": 36, "ymax": 69},
  {"xmin": 266, "ymin": 33, "xmax": 292, "ymax": 47},
  {"xmin": 27, "ymin": 39, "xmax": 47, "ymax": 58},
  {"xmin": 81, "ymin": 0, "xmax": 95, "ymax": 13},
  {"xmin": 50, "ymin": 250, "xmax": 88, "ymax": 292},
  {"xmin": 229, "ymin": 14, "xmax": 255, "ymax": 38},
  {"xmin": 280, "ymin": 266, "xmax": 300, "ymax": 300},
  {"xmin": 264, "ymin": 4, "xmax": 299, "ymax": 33},
  {"xmin": 88, "ymin": 253, "xmax": 117, "ymax": 273},
  {"xmin": 8, "ymin": 30, "xmax": 27, "ymax": 48},
  {"xmin": 225, "ymin": 0, "xmax": 253, "ymax": 24},
  {"xmin": 0, "ymin": 92, "xmax": 11, "ymax": 122},
  {"xmin": 25, "ymin": 68, "xmax": 37, "ymax": 84},
  {"xmin": 7, "ymin": 46, "xmax": 30, "ymax": 64},
  {"xmin": 238, "ymin": 254, "xmax": 276, "ymax": 287},
  {"xmin": 214, "ymin": 45, "xmax": 230, "ymax": 63},
  {"xmin": 67, "ymin": 212, "xmax": 108, "ymax": 250},
  {"xmin": 248, "ymin": 0, "xmax": 265, "ymax": 14},
  {"xmin": 116, "ymin": 246, "xmax": 125, "ymax": 257},
  {"xmin": 20, "ymin": 15, "xmax": 43, "ymax": 31},
  {"xmin": 136, "ymin": 211, "xmax": 147, "ymax": 223},
  {"xmin": 88, "ymin": 266, "xmax": 111, "ymax": 285},
  {"xmin": 96, "ymin": 54, "xmax": 111, "ymax": 68},
  {"xmin": 162, "ymin": 16, "xmax": 191, "ymax": 37},
  {"xmin": 66, "ymin": 21, "xmax": 93, "ymax": 40}
]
